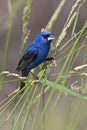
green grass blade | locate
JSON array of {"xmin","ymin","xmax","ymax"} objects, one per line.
[{"xmin": 39, "ymin": 79, "xmax": 87, "ymax": 99}]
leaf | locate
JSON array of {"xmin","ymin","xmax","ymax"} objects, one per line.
[{"xmin": 39, "ymin": 79, "xmax": 87, "ymax": 99}]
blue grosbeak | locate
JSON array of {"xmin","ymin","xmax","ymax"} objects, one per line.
[{"xmin": 16, "ymin": 31, "xmax": 55, "ymax": 89}]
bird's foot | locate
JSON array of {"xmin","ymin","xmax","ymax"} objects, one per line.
[
  {"xmin": 30, "ymin": 71, "xmax": 39, "ymax": 80},
  {"xmin": 45, "ymin": 57, "xmax": 55, "ymax": 62}
]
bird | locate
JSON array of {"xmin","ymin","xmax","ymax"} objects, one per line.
[{"xmin": 16, "ymin": 31, "xmax": 55, "ymax": 90}]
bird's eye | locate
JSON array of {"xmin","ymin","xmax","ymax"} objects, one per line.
[{"xmin": 43, "ymin": 35, "xmax": 50, "ymax": 39}]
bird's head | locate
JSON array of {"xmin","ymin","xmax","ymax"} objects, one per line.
[{"xmin": 36, "ymin": 31, "xmax": 55, "ymax": 45}]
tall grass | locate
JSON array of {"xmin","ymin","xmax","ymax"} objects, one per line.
[{"xmin": 0, "ymin": 0, "xmax": 87, "ymax": 130}]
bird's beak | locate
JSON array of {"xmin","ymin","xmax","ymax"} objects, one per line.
[{"xmin": 47, "ymin": 34, "xmax": 55, "ymax": 41}]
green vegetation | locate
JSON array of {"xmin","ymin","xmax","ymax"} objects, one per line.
[{"xmin": 0, "ymin": 0, "xmax": 87, "ymax": 130}]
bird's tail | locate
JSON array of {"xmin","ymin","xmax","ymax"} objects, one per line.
[
  {"xmin": 20, "ymin": 70, "xmax": 29, "ymax": 90},
  {"xmin": 20, "ymin": 81, "xmax": 26, "ymax": 90}
]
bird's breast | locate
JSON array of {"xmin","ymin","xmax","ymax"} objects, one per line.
[{"xmin": 38, "ymin": 44, "xmax": 50, "ymax": 59}]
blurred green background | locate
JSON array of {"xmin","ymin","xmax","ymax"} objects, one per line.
[{"xmin": 0, "ymin": 0, "xmax": 87, "ymax": 130}]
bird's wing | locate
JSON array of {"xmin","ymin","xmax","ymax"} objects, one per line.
[{"xmin": 16, "ymin": 47, "xmax": 38, "ymax": 71}]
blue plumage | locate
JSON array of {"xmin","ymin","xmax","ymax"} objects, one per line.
[{"xmin": 16, "ymin": 31, "xmax": 55, "ymax": 89}]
